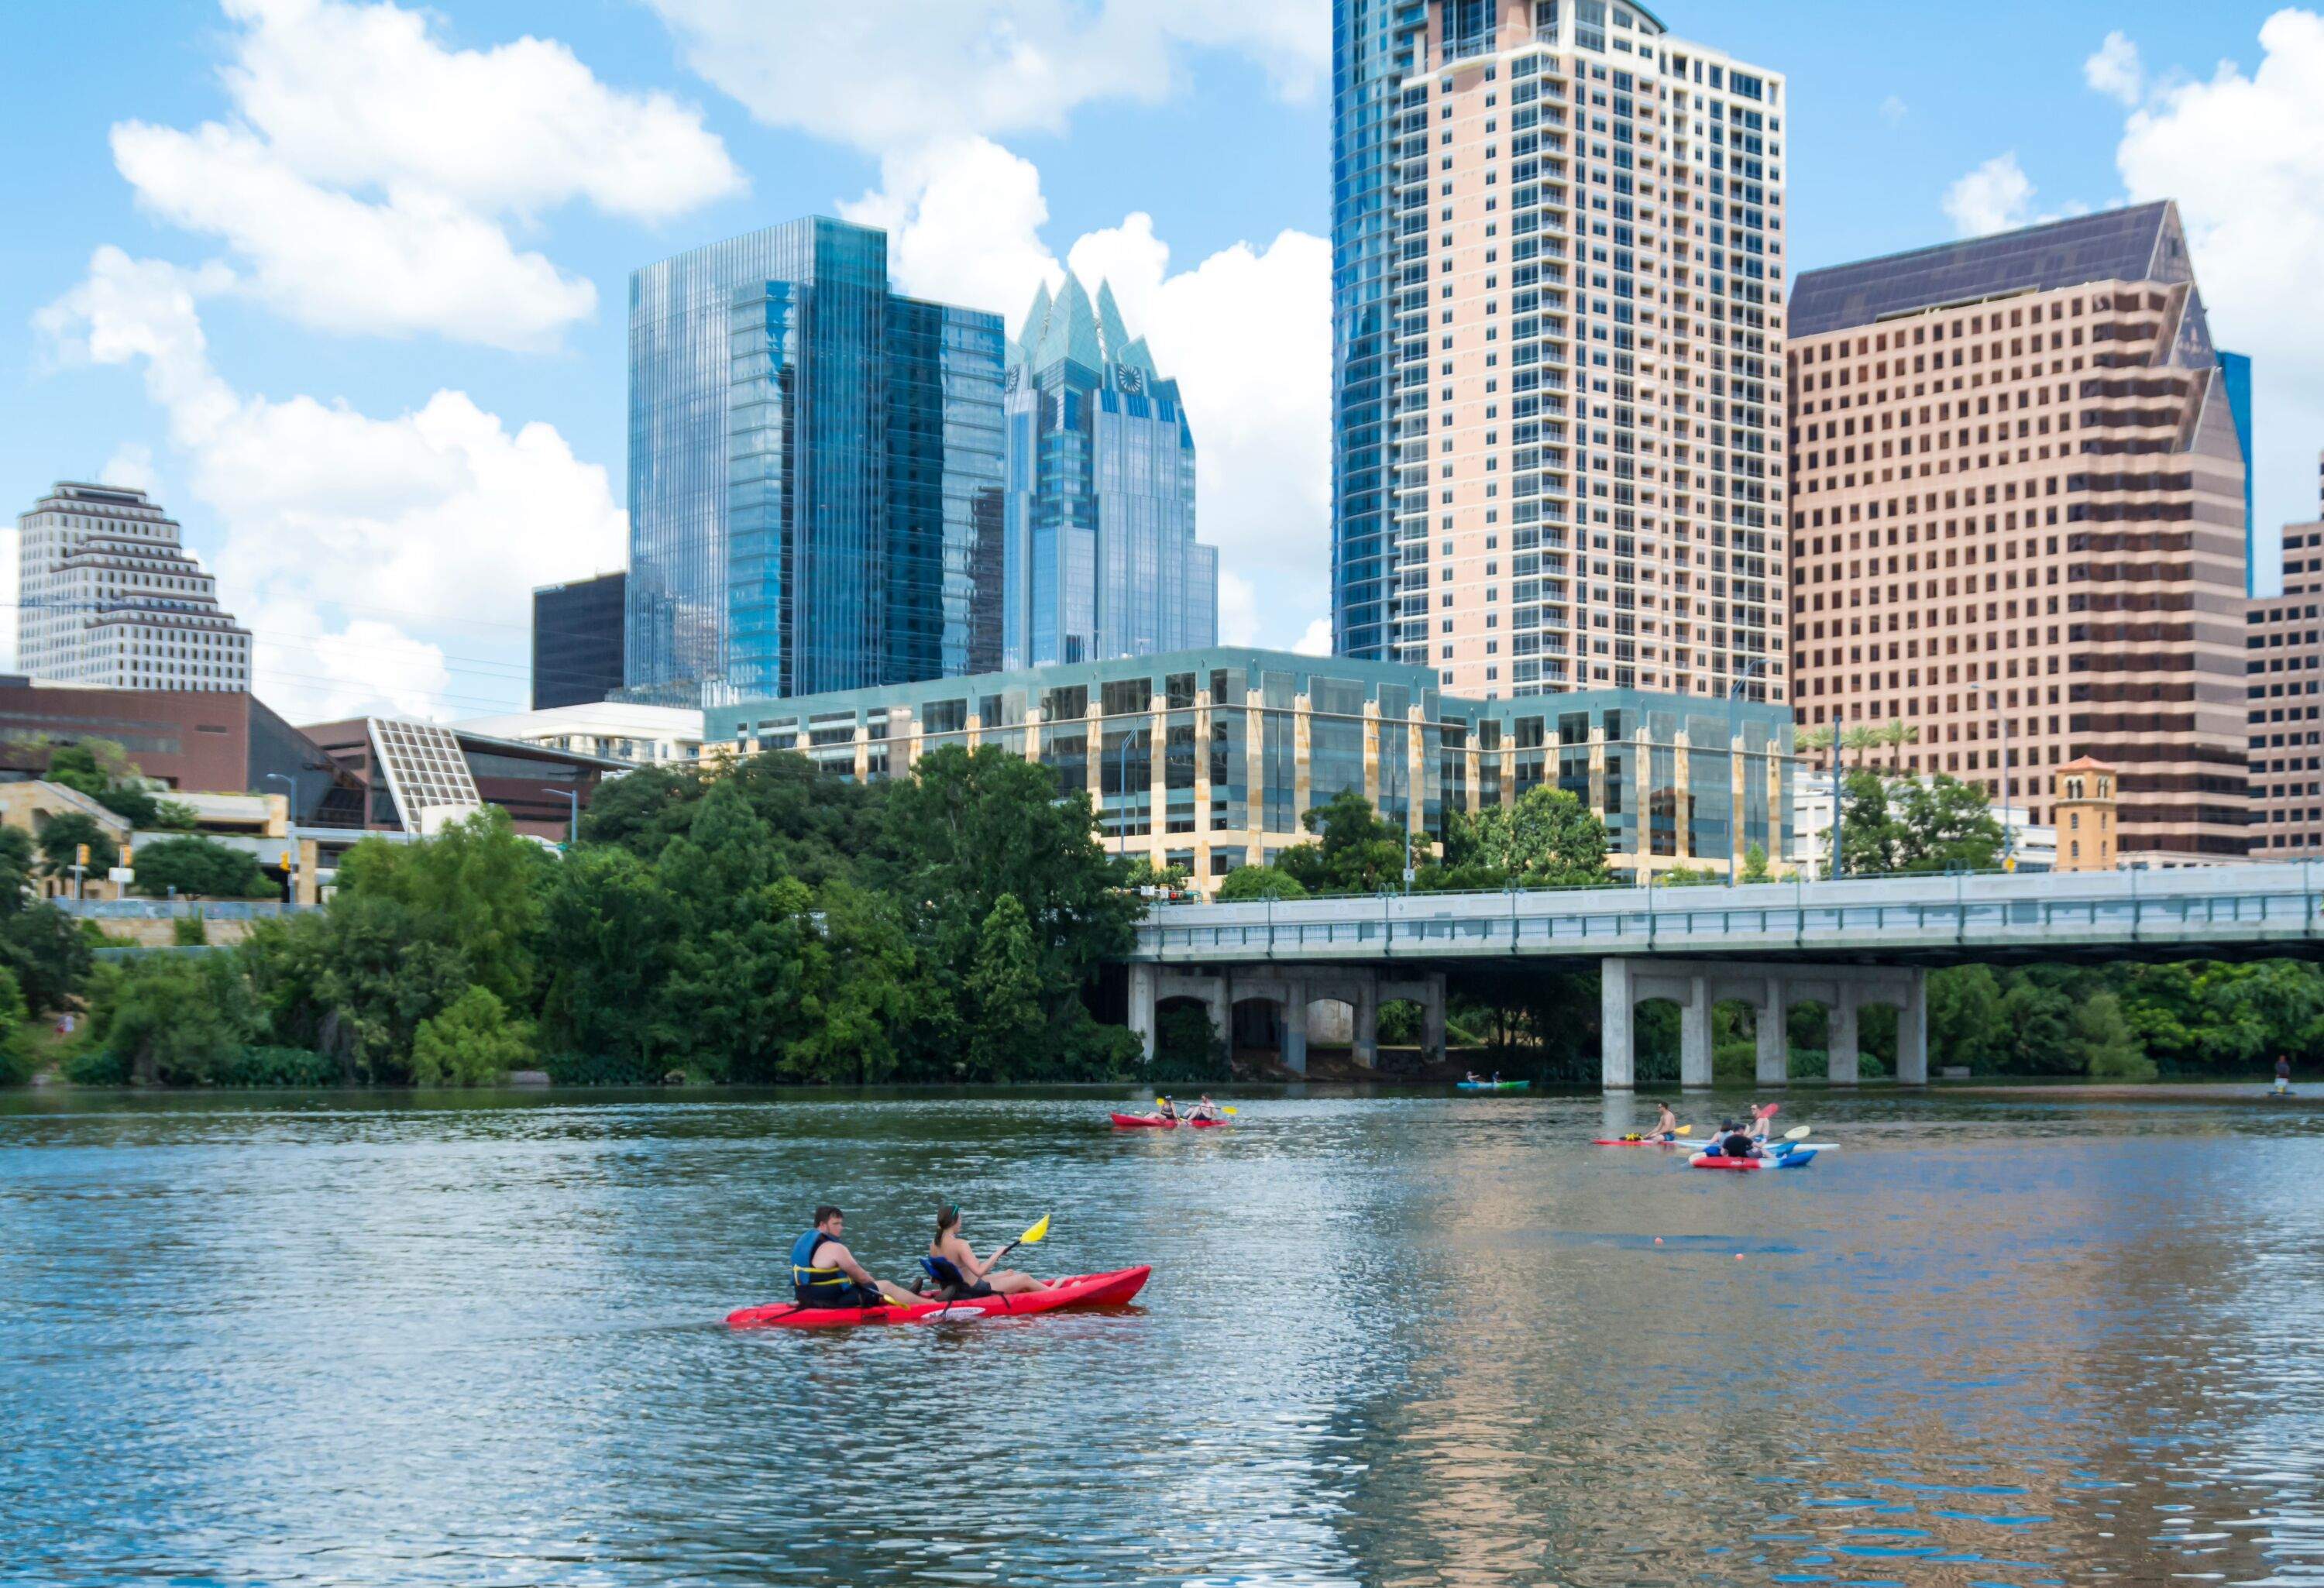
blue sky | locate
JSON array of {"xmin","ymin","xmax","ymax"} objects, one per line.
[{"xmin": 2, "ymin": 0, "xmax": 2312, "ymax": 720}]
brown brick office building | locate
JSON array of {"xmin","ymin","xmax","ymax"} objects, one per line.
[{"xmin": 1785, "ymin": 203, "xmax": 2253, "ymax": 863}]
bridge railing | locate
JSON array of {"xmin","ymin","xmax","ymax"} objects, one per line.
[{"xmin": 1133, "ymin": 861, "xmax": 2324, "ymax": 961}]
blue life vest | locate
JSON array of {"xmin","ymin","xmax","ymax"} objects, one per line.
[{"xmin": 791, "ymin": 1229, "xmax": 850, "ymax": 1305}]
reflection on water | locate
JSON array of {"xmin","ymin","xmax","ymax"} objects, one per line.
[{"xmin": 2, "ymin": 1088, "xmax": 2319, "ymax": 1585}]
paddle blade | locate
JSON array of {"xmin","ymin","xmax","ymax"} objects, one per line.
[
  {"xmin": 1017, "ymin": 1214, "xmax": 1051, "ymax": 1248},
  {"xmin": 1675, "ymin": 1125, "xmax": 1693, "ymax": 1136},
  {"xmin": 1222, "ymin": 1106, "xmax": 1239, "ymax": 1115},
  {"xmin": 1783, "ymin": 1125, "xmax": 1812, "ymax": 1140}
]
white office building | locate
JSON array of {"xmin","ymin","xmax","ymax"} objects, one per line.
[
  {"xmin": 452, "ymin": 702, "xmax": 706, "ymax": 768},
  {"xmin": 16, "ymin": 482, "xmax": 249, "ymax": 691}
]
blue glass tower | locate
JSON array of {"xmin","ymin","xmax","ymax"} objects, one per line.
[
  {"xmin": 625, "ymin": 218, "xmax": 1005, "ymax": 703},
  {"xmin": 1330, "ymin": 0, "xmax": 1427, "ymax": 662},
  {"xmin": 1001, "ymin": 276, "xmax": 1216, "ymax": 669}
]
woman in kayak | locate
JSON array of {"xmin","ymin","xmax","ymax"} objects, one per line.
[
  {"xmin": 1186, "ymin": 1094, "xmax": 1224, "ymax": 1122},
  {"xmin": 925, "ymin": 1205, "xmax": 1049, "ymax": 1298}
]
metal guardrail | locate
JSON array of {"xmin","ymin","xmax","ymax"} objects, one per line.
[
  {"xmin": 54, "ymin": 899, "xmax": 315, "ymax": 921},
  {"xmin": 1132, "ymin": 861, "xmax": 2324, "ymax": 964}
]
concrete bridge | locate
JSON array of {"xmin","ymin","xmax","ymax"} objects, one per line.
[{"xmin": 1125, "ymin": 862, "xmax": 2324, "ymax": 1088}]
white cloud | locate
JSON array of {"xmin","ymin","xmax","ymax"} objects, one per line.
[
  {"xmin": 2108, "ymin": 9, "xmax": 2324, "ymax": 577},
  {"xmin": 99, "ymin": 442, "xmax": 159, "ymax": 495},
  {"xmin": 1941, "ymin": 152, "xmax": 2037, "ymax": 236},
  {"xmin": 113, "ymin": 0, "xmax": 740, "ymax": 349},
  {"xmin": 2084, "ymin": 30, "xmax": 2146, "ymax": 106},
  {"xmin": 852, "ymin": 137, "xmax": 1331, "ymax": 653},
  {"xmin": 648, "ymin": 0, "xmax": 1328, "ymax": 152},
  {"xmin": 1879, "ymin": 95, "xmax": 1908, "ymax": 125},
  {"xmin": 1291, "ymin": 617, "xmax": 1333, "ymax": 657},
  {"xmin": 39, "ymin": 248, "xmax": 626, "ymax": 720}
]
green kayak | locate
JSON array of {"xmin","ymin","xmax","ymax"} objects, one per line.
[{"xmin": 1456, "ymin": 1079, "xmax": 1532, "ymax": 1093}]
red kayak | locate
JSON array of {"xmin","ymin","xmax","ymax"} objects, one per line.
[
  {"xmin": 727, "ymin": 1266, "xmax": 1150, "ymax": 1331},
  {"xmin": 1692, "ymin": 1154, "xmax": 1764, "ymax": 1171},
  {"xmin": 1110, "ymin": 1113, "xmax": 1225, "ymax": 1129},
  {"xmin": 1592, "ymin": 1136, "xmax": 1683, "ymax": 1146}
]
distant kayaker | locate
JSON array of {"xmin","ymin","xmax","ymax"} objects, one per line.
[
  {"xmin": 923, "ymin": 1205, "xmax": 1049, "ymax": 1298},
  {"xmin": 1648, "ymin": 1101, "xmax": 1679, "ymax": 1143},
  {"xmin": 1187, "ymin": 1094, "xmax": 1224, "ymax": 1122},
  {"xmin": 2276, "ymin": 1054, "xmax": 2294, "ymax": 1097},
  {"xmin": 1713, "ymin": 1119, "xmax": 1760, "ymax": 1160},
  {"xmin": 1746, "ymin": 1103, "xmax": 1777, "ymax": 1143},
  {"xmin": 790, "ymin": 1207, "xmax": 920, "ymax": 1310}
]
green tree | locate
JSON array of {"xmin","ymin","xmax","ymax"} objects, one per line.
[
  {"xmin": 1739, "ymin": 843, "xmax": 1772, "ymax": 884},
  {"xmin": 1438, "ymin": 785, "xmax": 1611, "ymax": 889},
  {"xmin": 965, "ymin": 893, "xmax": 1045, "ymax": 1081},
  {"xmin": 1928, "ymin": 964, "xmax": 2006, "ymax": 1074},
  {"xmin": 412, "ymin": 985, "xmax": 532, "ymax": 1087},
  {"xmin": 579, "ymin": 751, "xmax": 885, "ymax": 886},
  {"xmin": 1215, "ymin": 864, "xmax": 1309, "ymax": 901},
  {"xmin": 0, "ymin": 967, "xmax": 35, "ymax": 1085},
  {"xmin": 1840, "ymin": 770, "xmax": 2003, "ymax": 875},
  {"xmin": 1275, "ymin": 791, "xmax": 1408, "ymax": 895},
  {"xmin": 241, "ymin": 896, "xmax": 473, "ymax": 1083},
  {"xmin": 538, "ymin": 844, "xmax": 682, "ymax": 1071},
  {"xmin": 0, "ymin": 827, "xmax": 34, "ymax": 908},
  {"xmin": 789, "ymin": 880, "xmax": 921, "ymax": 1084},
  {"xmin": 336, "ymin": 807, "xmax": 545, "ymax": 1008},
  {"xmin": 1996, "ymin": 977, "xmax": 2077, "ymax": 1075},
  {"xmin": 0, "ymin": 904, "xmax": 93, "ymax": 1013},
  {"xmin": 37, "ymin": 813, "xmax": 119, "ymax": 881},
  {"xmin": 129, "ymin": 836, "xmax": 274, "ymax": 899},
  {"xmin": 2071, "ymin": 989, "xmax": 2153, "ymax": 1081},
  {"xmin": 100, "ymin": 954, "xmax": 261, "ymax": 1085},
  {"xmin": 1151, "ymin": 999, "xmax": 1229, "ymax": 1084}
]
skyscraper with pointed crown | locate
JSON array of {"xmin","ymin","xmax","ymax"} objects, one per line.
[{"xmin": 1002, "ymin": 275, "xmax": 1216, "ymax": 668}]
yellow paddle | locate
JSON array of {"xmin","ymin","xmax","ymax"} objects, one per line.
[{"xmin": 993, "ymin": 1214, "xmax": 1050, "ymax": 1263}]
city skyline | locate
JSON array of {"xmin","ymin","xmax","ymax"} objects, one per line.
[{"xmin": 5, "ymin": 1, "xmax": 2324, "ymax": 724}]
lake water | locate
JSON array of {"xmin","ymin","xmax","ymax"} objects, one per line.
[{"xmin": 3, "ymin": 1087, "xmax": 2321, "ymax": 1586}]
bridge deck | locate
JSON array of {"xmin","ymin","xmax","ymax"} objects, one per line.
[{"xmin": 1133, "ymin": 863, "xmax": 2324, "ymax": 968}]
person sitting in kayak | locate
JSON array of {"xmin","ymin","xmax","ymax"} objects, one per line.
[
  {"xmin": 1463, "ymin": 1070, "xmax": 1483, "ymax": 1084},
  {"xmin": 790, "ymin": 1206, "xmax": 920, "ymax": 1310},
  {"xmin": 922, "ymin": 1204, "xmax": 1049, "ymax": 1299},
  {"xmin": 1186, "ymin": 1094, "xmax": 1224, "ymax": 1122},
  {"xmin": 1746, "ymin": 1103, "xmax": 1777, "ymax": 1143},
  {"xmin": 1712, "ymin": 1120, "xmax": 1760, "ymax": 1160},
  {"xmin": 1648, "ymin": 1102, "xmax": 1679, "ymax": 1142}
]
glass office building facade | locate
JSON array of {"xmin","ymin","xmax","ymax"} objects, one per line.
[
  {"xmin": 625, "ymin": 218, "xmax": 1005, "ymax": 704},
  {"xmin": 1002, "ymin": 275, "xmax": 1216, "ymax": 669},
  {"xmin": 706, "ymin": 646, "xmax": 1793, "ymax": 892},
  {"xmin": 531, "ymin": 572, "xmax": 626, "ymax": 710}
]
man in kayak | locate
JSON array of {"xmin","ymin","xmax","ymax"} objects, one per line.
[
  {"xmin": 1647, "ymin": 1101, "xmax": 1679, "ymax": 1142},
  {"xmin": 1712, "ymin": 1119, "xmax": 1761, "ymax": 1160},
  {"xmin": 1187, "ymin": 1094, "xmax": 1224, "ymax": 1122},
  {"xmin": 790, "ymin": 1206, "xmax": 921, "ymax": 1310},
  {"xmin": 1746, "ymin": 1103, "xmax": 1778, "ymax": 1143}
]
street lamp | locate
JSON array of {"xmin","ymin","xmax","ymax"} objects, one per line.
[
  {"xmin": 1985, "ymin": 690, "xmax": 2014, "ymax": 869},
  {"xmin": 1727, "ymin": 656, "xmax": 1769, "ymax": 887},
  {"xmin": 263, "ymin": 772, "xmax": 297, "ymax": 902},
  {"xmin": 541, "ymin": 787, "xmax": 579, "ymax": 848}
]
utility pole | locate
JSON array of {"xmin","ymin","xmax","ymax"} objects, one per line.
[{"xmin": 1727, "ymin": 656, "xmax": 1769, "ymax": 886}]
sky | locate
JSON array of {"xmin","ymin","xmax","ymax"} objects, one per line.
[{"xmin": 2, "ymin": 0, "xmax": 2318, "ymax": 723}]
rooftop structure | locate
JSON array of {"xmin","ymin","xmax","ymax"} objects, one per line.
[
  {"xmin": 1002, "ymin": 273, "xmax": 1216, "ymax": 669},
  {"xmin": 17, "ymin": 482, "xmax": 250, "ymax": 693}
]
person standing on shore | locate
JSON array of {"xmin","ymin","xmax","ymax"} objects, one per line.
[{"xmin": 2275, "ymin": 1054, "xmax": 2294, "ymax": 1098}]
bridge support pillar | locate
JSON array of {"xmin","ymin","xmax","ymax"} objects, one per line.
[
  {"xmin": 1827, "ymin": 988, "xmax": 1860, "ymax": 1087},
  {"xmin": 1679, "ymin": 974, "xmax": 1714, "ymax": 1091},
  {"xmin": 1421, "ymin": 972, "xmax": 1447, "ymax": 1064},
  {"xmin": 1756, "ymin": 975, "xmax": 1788, "ymax": 1087},
  {"xmin": 1352, "ymin": 977, "xmax": 1379, "ymax": 1069},
  {"xmin": 1283, "ymin": 982, "xmax": 1309, "ymax": 1076},
  {"xmin": 1896, "ymin": 970, "xmax": 1928, "ymax": 1086},
  {"xmin": 1600, "ymin": 958, "xmax": 1636, "ymax": 1090},
  {"xmin": 1128, "ymin": 963, "xmax": 1158, "ymax": 1064}
]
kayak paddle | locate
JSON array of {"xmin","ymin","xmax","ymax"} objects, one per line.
[
  {"xmin": 992, "ymin": 1214, "xmax": 1050, "ymax": 1263},
  {"xmin": 1783, "ymin": 1125, "xmax": 1811, "ymax": 1141}
]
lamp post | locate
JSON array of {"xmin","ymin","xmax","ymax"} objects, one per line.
[
  {"xmin": 541, "ymin": 787, "xmax": 578, "ymax": 848},
  {"xmin": 1985, "ymin": 690, "xmax": 2014, "ymax": 868},
  {"xmin": 1727, "ymin": 656, "xmax": 1769, "ymax": 886},
  {"xmin": 262, "ymin": 772, "xmax": 297, "ymax": 903}
]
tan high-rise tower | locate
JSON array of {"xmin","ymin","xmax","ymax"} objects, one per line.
[
  {"xmin": 1786, "ymin": 203, "xmax": 2253, "ymax": 865},
  {"xmin": 1332, "ymin": 0, "xmax": 1789, "ymax": 707}
]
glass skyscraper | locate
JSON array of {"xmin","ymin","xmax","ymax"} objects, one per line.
[
  {"xmin": 625, "ymin": 218, "xmax": 1006, "ymax": 703},
  {"xmin": 1330, "ymin": 2, "xmax": 1789, "ymax": 709},
  {"xmin": 1002, "ymin": 275, "xmax": 1216, "ymax": 669}
]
